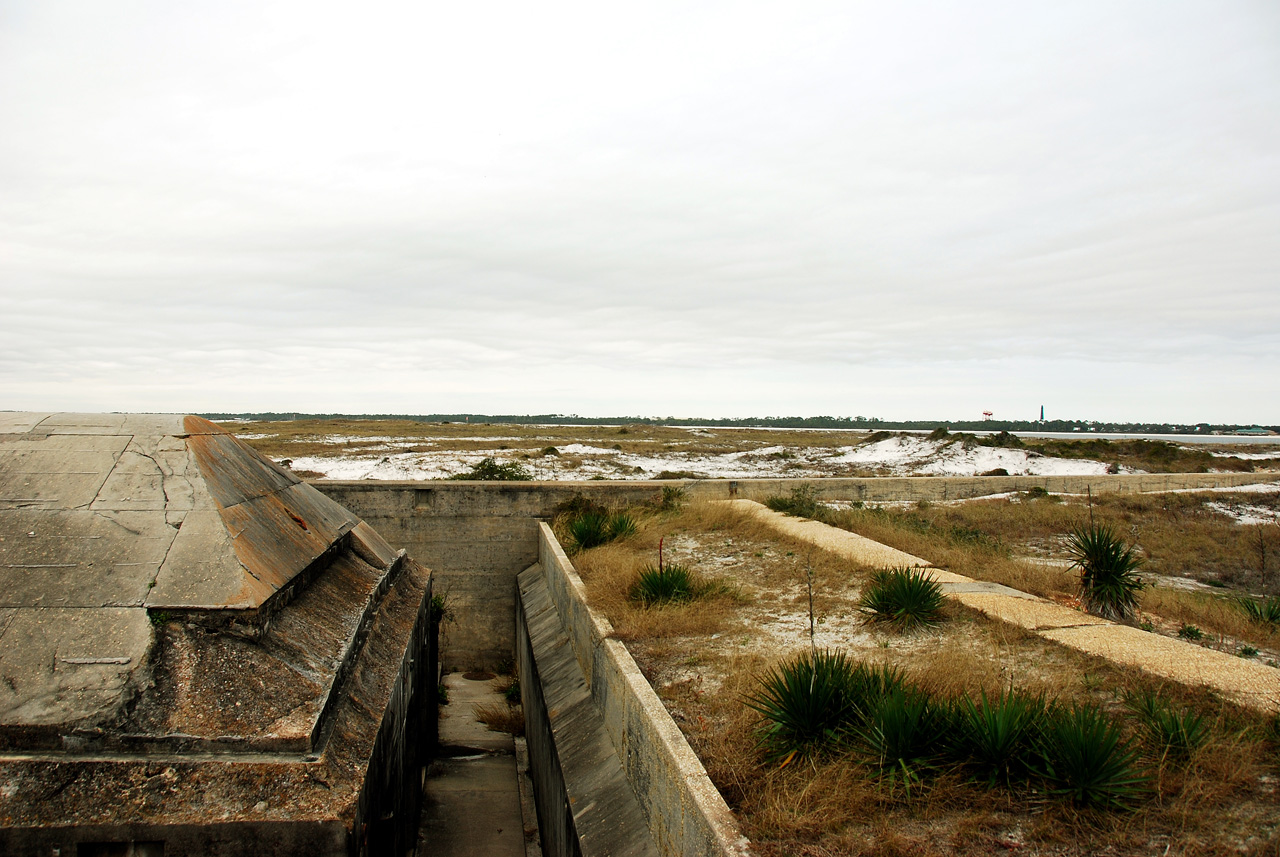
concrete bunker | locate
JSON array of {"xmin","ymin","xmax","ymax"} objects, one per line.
[{"xmin": 0, "ymin": 413, "xmax": 438, "ymax": 856}]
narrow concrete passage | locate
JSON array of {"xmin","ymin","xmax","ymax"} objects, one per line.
[{"xmin": 416, "ymin": 673, "xmax": 529, "ymax": 857}]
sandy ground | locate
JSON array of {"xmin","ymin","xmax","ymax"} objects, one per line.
[{"xmin": 264, "ymin": 429, "xmax": 1153, "ymax": 481}]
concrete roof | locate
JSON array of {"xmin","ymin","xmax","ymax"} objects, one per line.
[{"xmin": 0, "ymin": 413, "xmax": 370, "ymax": 741}]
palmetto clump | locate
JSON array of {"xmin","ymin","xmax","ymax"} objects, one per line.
[{"xmin": 1065, "ymin": 522, "xmax": 1145, "ymax": 620}]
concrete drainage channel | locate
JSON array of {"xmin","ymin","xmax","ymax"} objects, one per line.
[
  {"xmin": 414, "ymin": 523, "xmax": 749, "ymax": 857},
  {"xmin": 417, "ymin": 673, "xmax": 534, "ymax": 856}
]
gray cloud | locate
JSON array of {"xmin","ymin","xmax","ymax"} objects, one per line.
[{"xmin": 1, "ymin": 1, "xmax": 1277, "ymax": 421}]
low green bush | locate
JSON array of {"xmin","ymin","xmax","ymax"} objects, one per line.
[
  {"xmin": 1124, "ymin": 689, "xmax": 1208, "ymax": 759},
  {"xmin": 952, "ymin": 689, "xmax": 1047, "ymax": 786},
  {"xmin": 567, "ymin": 511, "xmax": 637, "ymax": 551},
  {"xmin": 858, "ymin": 567, "xmax": 946, "ymax": 632},
  {"xmin": 765, "ymin": 484, "xmax": 825, "ymax": 520},
  {"xmin": 858, "ymin": 686, "xmax": 951, "ymax": 781},
  {"xmin": 631, "ymin": 563, "xmax": 696, "ymax": 606},
  {"xmin": 448, "ymin": 457, "xmax": 532, "ymax": 481},
  {"xmin": 1236, "ymin": 595, "xmax": 1280, "ymax": 625},
  {"xmin": 1035, "ymin": 702, "xmax": 1149, "ymax": 809},
  {"xmin": 744, "ymin": 650, "xmax": 862, "ymax": 765},
  {"xmin": 1065, "ymin": 522, "xmax": 1145, "ymax": 620}
]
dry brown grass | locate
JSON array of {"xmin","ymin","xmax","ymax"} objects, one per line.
[
  {"xmin": 473, "ymin": 702, "xmax": 524, "ymax": 736},
  {"xmin": 573, "ymin": 499, "xmax": 1280, "ymax": 856},
  {"xmin": 224, "ymin": 418, "xmax": 877, "ymax": 466},
  {"xmin": 817, "ymin": 491, "xmax": 1280, "ymax": 652}
]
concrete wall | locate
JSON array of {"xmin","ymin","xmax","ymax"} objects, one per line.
[
  {"xmin": 318, "ymin": 472, "xmax": 1266, "ymax": 670},
  {"xmin": 532, "ymin": 524, "xmax": 750, "ymax": 857},
  {"xmin": 518, "ymin": 562, "xmax": 656, "ymax": 857}
]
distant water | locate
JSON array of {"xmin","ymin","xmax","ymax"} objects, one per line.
[{"xmin": 948, "ymin": 430, "xmax": 1279, "ymax": 446}]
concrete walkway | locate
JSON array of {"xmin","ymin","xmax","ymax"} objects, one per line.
[
  {"xmin": 416, "ymin": 673, "xmax": 533, "ymax": 857},
  {"xmin": 722, "ymin": 500, "xmax": 931, "ymax": 569},
  {"xmin": 730, "ymin": 499, "xmax": 1280, "ymax": 713}
]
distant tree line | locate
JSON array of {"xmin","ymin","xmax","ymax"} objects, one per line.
[{"xmin": 200, "ymin": 412, "xmax": 1277, "ymax": 435}]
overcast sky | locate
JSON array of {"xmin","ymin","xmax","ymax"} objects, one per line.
[{"xmin": 2, "ymin": 2, "xmax": 1277, "ymax": 423}]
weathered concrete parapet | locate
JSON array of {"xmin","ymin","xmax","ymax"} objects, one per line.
[
  {"xmin": 675, "ymin": 472, "xmax": 1268, "ymax": 504},
  {"xmin": 0, "ymin": 414, "xmax": 439, "ymax": 856},
  {"xmin": 532, "ymin": 523, "xmax": 751, "ymax": 857}
]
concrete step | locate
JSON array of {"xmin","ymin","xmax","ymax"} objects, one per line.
[{"xmin": 416, "ymin": 673, "xmax": 530, "ymax": 857}]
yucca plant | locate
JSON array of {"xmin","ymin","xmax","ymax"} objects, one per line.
[
  {"xmin": 608, "ymin": 512, "xmax": 638, "ymax": 540},
  {"xmin": 744, "ymin": 650, "xmax": 861, "ymax": 765},
  {"xmin": 1236, "ymin": 595, "xmax": 1280, "ymax": 626},
  {"xmin": 953, "ymin": 689, "xmax": 1046, "ymax": 786},
  {"xmin": 845, "ymin": 662, "xmax": 906, "ymax": 726},
  {"xmin": 1065, "ymin": 522, "xmax": 1145, "ymax": 620},
  {"xmin": 567, "ymin": 511, "xmax": 637, "ymax": 551},
  {"xmin": 858, "ymin": 567, "xmax": 947, "ymax": 631},
  {"xmin": 631, "ymin": 563, "xmax": 696, "ymax": 606},
  {"xmin": 1123, "ymin": 689, "xmax": 1209, "ymax": 759},
  {"xmin": 1035, "ymin": 703, "xmax": 1149, "ymax": 809},
  {"xmin": 858, "ymin": 686, "xmax": 951, "ymax": 780}
]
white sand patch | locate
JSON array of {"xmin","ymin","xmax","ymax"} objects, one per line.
[
  {"xmin": 555, "ymin": 443, "xmax": 625, "ymax": 456},
  {"xmin": 1205, "ymin": 449, "xmax": 1280, "ymax": 460},
  {"xmin": 1206, "ymin": 501, "xmax": 1280, "ymax": 526},
  {"xmin": 830, "ymin": 435, "xmax": 1112, "ymax": 476},
  {"xmin": 1163, "ymin": 482, "xmax": 1280, "ymax": 495},
  {"xmin": 282, "ymin": 451, "xmax": 494, "ymax": 480},
  {"xmin": 920, "ymin": 445, "xmax": 1113, "ymax": 476}
]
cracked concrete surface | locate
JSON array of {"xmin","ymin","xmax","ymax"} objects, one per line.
[{"xmin": 0, "ymin": 413, "xmax": 366, "ymax": 737}]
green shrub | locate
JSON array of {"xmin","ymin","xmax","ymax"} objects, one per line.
[
  {"xmin": 660, "ymin": 485, "xmax": 685, "ymax": 510},
  {"xmin": 1065, "ymin": 522, "xmax": 1145, "ymax": 620},
  {"xmin": 567, "ymin": 511, "xmax": 637, "ymax": 551},
  {"xmin": 631, "ymin": 563, "xmax": 695, "ymax": 606},
  {"xmin": 608, "ymin": 512, "xmax": 638, "ymax": 540},
  {"xmin": 858, "ymin": 567, "xmax": 946, "ymax": 632},
  {"xmin": 765, "ymin": 484, "xmax": 825, "ymax": 520},
  {"xmin": 1177, "ymin": 623, "xmax": 1204, "ymax": 641},
  {"xmin": 952, "ymin": 689, "xmax": 1047, "ymax": 785},
  {"xmin": 744, "ymin": 650, "xmax": 862, "ymax": 765},
  {"xmin": 858, "ymin": 686, "xmax": 951, "ymax": 780},
  {"xmin": 1237, "ymin": 595, "xmax": 1280, "ymax": 625},
  {"xmin": 1036, "ymin": 703, "xmax": 1148, "ymax": 809},
  {"xmin": 1124, "ymin": 689, "xmax": 1208, "ymax": 759},
  {"xmin": 448, "ymin": 457, "xmax": 532, "ymax": 481}
]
